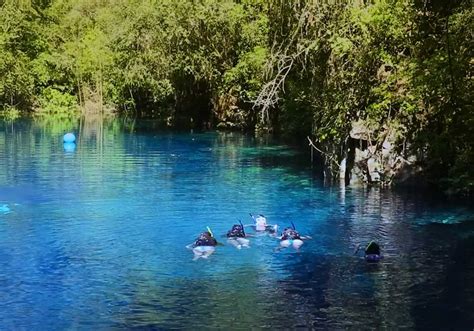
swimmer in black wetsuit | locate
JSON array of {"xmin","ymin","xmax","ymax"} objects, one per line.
[
  {"xmin": 275, "ymin": 226, "xmax": 312, "ymax": 251},
  {"xmin": 226, "ymin": 224, "xmax": 251, "ymax": 249},
  {"xmin": 187, "ymin": 230, "xmax": 218, "ymax": 260},
  {"xmin": 354, "ymin": 241, "xmax": 383, "ymax": 262}
]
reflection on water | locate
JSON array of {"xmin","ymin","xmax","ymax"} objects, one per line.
[{"xmin": 0, "ymin": 118, "xmax": 473, "ymax": 329}]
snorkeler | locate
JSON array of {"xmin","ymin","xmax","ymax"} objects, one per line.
[
  {"xmin": 275, "ymin": 225, "xmax": 312, "ymax": 251},
  {"xmin": 187, "ymin": 228, "xmax": 219, "ymax": 260},
  {"xmin": 354, "ymin": 241, "xmax": 383, "ymax": 262},
  {"xmin": 226, "ymin": 223, "xmax": 251, "ymax": 249},
  {"xmin": 249, "ymin": 213, "xmax": 278, "ymax": 235}
]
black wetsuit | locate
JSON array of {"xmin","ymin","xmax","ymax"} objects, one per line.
[
  {"xmin": 194, "ymin": 233, "xmax": 217, "ymax": 247},
  {"xmin": 365, "ymin": 242, "xmax": 380, "ymax": 255},
  {"xmin": 281, "ymin": 229, "xmax": 301, "ymax": 240},
  {"xmin": 227, "ymin": 225, "xmax": 245, "ymax": 238}
]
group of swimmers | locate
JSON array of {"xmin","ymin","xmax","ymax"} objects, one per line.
[
  {"xmin": 187, "ymin": 214, "xmax": 309, "ymax": 260},
  {"xmin": 187, "ymin": 213, "xmax": 383, "ymax": 261}
]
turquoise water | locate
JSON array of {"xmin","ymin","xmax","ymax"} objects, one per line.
[{"xmin": 1, "ymin": 119, "xmax": 473, "ymax": 329}]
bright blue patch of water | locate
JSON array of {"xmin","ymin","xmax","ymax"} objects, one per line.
[{"xmin": 0, "ymin": 204, "xmax": 10, "ymax": 214}]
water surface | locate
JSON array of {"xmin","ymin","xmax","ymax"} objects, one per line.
[{"xmin": 1, "ymin": 119, "xmax": 473, "ymax": 329}]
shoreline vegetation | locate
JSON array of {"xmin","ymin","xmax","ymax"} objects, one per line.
[{"xmin": 0, "ymin": 0, "xmax": 472, "ymax": 196}]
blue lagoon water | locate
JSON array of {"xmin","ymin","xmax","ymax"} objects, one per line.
[{"xmin": 0, "ymin": 119, "xmax": 473, "ymax": 329}]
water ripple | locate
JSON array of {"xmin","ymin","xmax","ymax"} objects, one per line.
[{"xmin": 0, "ymin": 120, "xmax": 473, "ymax": 329}]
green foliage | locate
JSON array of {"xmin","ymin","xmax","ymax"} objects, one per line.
[
  {"xmin": 36, "ymin": 86, "xmax": 77, "ymax": 116},
  {"xmin": 260, "ymin": 0, "xmax": 472, "ymax": 194},
  {"xmin": 223, "ymin": 46, "xmax": 268, "ymax": 101},
  {"xmin": 0, "ymin": 3, "xmax": 39, "ymax": 108},
  {"xmin": 0, "ymin": 105, "xmax": 21, "ymax": 120},
  {"xmin": 0, "ymin": 0, "xmax": 472, "ymax": 194}
]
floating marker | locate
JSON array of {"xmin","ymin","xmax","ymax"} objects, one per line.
[{"xmin": 63, "ymin": 133, "xmax": 76, "ymax": 143}]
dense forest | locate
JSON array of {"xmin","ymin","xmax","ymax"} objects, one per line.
[{"xmin": 0, "ymin": 0, "xmax": 472, "ymax": 195}]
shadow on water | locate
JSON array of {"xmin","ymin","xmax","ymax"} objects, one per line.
[
  {"xmin": 409, "ymin": 223, "xmax": 474, "ymax": 330},
  {"xmin": 275, "ymin": 187, "xmax": 474, "ymax": 329},
  {"xmin": 111, "ymin": 270, "xmax": 273, "ymax": 329}
]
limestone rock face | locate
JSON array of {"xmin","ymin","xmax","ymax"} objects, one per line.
[
  {"xmin": 313, "ymin": 120, "xmax": 425, "ymax": 188},
  {"xmin": 350, "ymin": 120, "xmax": 371, "ymax": 141},
  {"xmin": 367, "ymin": 158, "xmax": 381, "ymax": 182},
  {"xmin": 343, "ymin": 120, "xmax": 424, "ymax": 187},
  {"xmin": 340, "ymin": 158, "xmax": 346, "ymax": 180}
]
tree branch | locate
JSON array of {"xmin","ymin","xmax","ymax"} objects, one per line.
[{"xmin": 307, "ymin": 136, "xmax": 341, "ymax": 169}]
